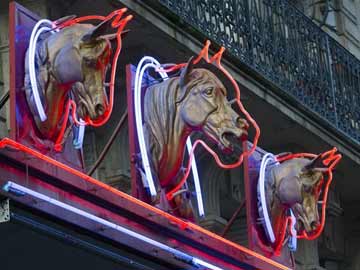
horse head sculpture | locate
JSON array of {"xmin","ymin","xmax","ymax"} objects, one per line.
[
  {"xmin": 24, "ymin": 17, "xmax": 116, "ymax": 144},
  {"xmin": 143, "ymin": 58, "xmax": 248, "ymax": 220},
  {"xmin": 264, "ymin": 149, "xmax": 340, "ymax": 251}
]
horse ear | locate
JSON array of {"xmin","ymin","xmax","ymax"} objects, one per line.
[
  {"xmin": 53, "ymin": 15, "xmax": 76, "ymax": 25},
  {"xmin": 81, "ymin": 18, "xmax": 114, "ymax": 43},
  {"xmin": 304, "ymin": 155, "xmax": 328, "ymax": 172},
  {"xmin": 98, "ymin": 29, "xmax": 130, "ymax": 41},
  {"xmin": 179, "ymin": 56, "xmax": 194, "ymax": 90}
]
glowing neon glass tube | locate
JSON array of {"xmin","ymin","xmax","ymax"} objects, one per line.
[
  {"xmin": 258, "ymin": 153, "xmax": 278, "ymax": 244},
  {"xmin": 288, "ymin": 209, "xmax": 297, "ymax": 251},
  {"xmin": 186, "ymin": 137, "xmax": 204, "ymax": 217},
  {"xmin": 134, "ymin": 57, "xmax": 204, "ymax": 216},
  {"xmin": 0, "ymin": 138, "xmax": 291, "ymax": 270},
  {"xmin": 28, "ymin": 19, "xmax": 54, "ymax": 121},
  {"xmin": 3, "ymin": 181, "xmax": 221, "ymax": 270},
  {"xmin": 29, "ymin": 19, "xmax": 87, "ymax": 149}
]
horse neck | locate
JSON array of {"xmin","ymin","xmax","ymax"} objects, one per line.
[
  {"xmin": 45, "ymin": 81, "xmax": 71, "ymax": 139},
  {"xmin": 146, "ymin": 79, "xmax": 191, "ymax": 187},
  {"xmin": 270, "ymin": 196, "xmax": 288, "ymax": 245},
  {"xmin": 158, "ymin": 106, "xmax": 191, "ymax": 187},
  {"xmin": 33, "ymin": 35, "xmax": 72, "ymax": 140}
]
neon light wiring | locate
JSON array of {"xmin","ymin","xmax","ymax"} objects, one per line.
[
  {"xmin": 28, "ymin": 19, "xmax": 54, "ymax": 121},
  {"xmin": 186, "ymin": 137, "xmax": 204, "ymax": 217},
  {"xmin": 3, "ymin": 182, "xmax": 221, "ymax": 270},
  {"xmin": 160, "ymin": 40, "xmax": 261, "ymax": 201},
  {"xmin": 0, "ymin": 137, "xmax": 290, "ymax": 270},
  {"xmin": 73, "ymin": 120, "xmax": 85, "ymax": 149},
  {"xmin": 29, "ymin": 20, "xmax": 85, "ymax": 151},
  {"xmin": 134, "ymin": 58, "xmax": 166, "ymax": 198},
  {"xmin": 257, "ymin": 149, "xmax": 341, "ymax": 255},
  {"xmin": 134, "ymin": 56, "xmax": 204, "ymax": 216},
  {"xmin": 257, "ymin": 153, "xmax": 278, "ymax": 244},
  {"xmin": 288, "ymin": 210, "xmax": 297, "ymax": 252},
  {"xmin": 275, "ymin": 149, "xmax": 341, "ymax": 242},
  {"xmin": 39, "ymin": 9, "xmax": 132, "ymax": 151}
]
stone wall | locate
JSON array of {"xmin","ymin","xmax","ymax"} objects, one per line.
[{"xmin": 292, "ymin": 0, "xmax": 360, "ymax": 59}]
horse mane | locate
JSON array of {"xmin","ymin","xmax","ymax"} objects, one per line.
[
  {"xmin": 143, "ymin": 69, "xmax": 218, "ymax": 172},
  {"xmin": 24, "ymin": 32, "xmax": 50, "ymax": 122},
  {"xmin": 24, "ymin": 24, "xmax": 92, "ymax": 123}
]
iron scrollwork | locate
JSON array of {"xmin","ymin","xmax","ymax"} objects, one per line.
[{"xmin": 157, "ymin": 0, "xmax": 360, "ymax": 143}]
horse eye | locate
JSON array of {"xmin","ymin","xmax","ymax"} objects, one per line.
[
  {"xmin": 303, "ymin": 184, "xmax": 312, "ymax": 193},
  {"xmin": 83, "ymin": 58, "xmax": 96, "ymax": 67},
  {"xmin": 203, "ymin": 87, "xmax": 214, "ymax": 97}
]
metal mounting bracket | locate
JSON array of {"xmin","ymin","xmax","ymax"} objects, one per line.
[{"xmin": 0, "ymin": 199, "xmax": 10, "ymax": 223}]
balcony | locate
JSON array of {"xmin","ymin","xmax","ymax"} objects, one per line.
[{"xmin": 154, "ymin": 0, "xmax": 360, "ymax": 145}]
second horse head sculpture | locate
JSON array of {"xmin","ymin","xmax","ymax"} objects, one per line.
[
  {"xmin": 143, "ymin": 59, "xmax": 249, "ymax": 220},
  {"xmin": 24, "ymin": 17, "xmax": 116, "ymax": 147}
]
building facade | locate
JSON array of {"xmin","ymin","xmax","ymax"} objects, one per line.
[{"xmin": 0, "ymin": 0, "xmax": 359, "ymax": 269}]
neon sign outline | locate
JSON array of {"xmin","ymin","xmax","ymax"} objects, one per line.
[
  {"xmin": 154, "ymin": 40, "xmax": 261, "ymax": 201},
  {"xmin": 0, "ymin": 137, "xmax": 291, "ymax": 270},
  {"xmin": 3, "ymin": 181, "xmax": 221, "ymax": 270},
  {"xmin": 257, "ymin": 148, "xmax": 341, "ymax": 255},
  {"xmin": 27, "ymin": 9, "xmax": 132, "ymax": 151},
  {"xmin": 134, "ymin": 56, "xmax": 204, "ymax": 217}
]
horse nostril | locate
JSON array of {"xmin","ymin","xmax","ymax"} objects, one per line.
[
  {"xmin": 310, "ymin": 221, "xmax": 319, "ymax": 230},
  {"xmin": 95, "ymin": 104, "xmax": 105, "ymax": 116},
  {"xmin": 236, "ymin": 117, "xmax": 249, "ymax": 129}
]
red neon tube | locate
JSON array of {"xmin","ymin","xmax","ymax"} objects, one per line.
[
  {"xmin": 254, "ymin": 149, "xmax": 341, "ymax": 255},
  {"xmin": 0, "ymin": 137, "xmax": 290, "ymax": 270},
  {"xmin": 52, "ymin": 9, "xmax": 132, "ymax": 151},
  {"xmin": 159, "ymin": 41, "xmax": 261, "ymax": 201},
  {"xmin": 274, "ymin": 149, "xmax": 341, "ymax": 244}
]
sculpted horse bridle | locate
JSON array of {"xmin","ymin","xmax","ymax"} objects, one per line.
[
  {"xmin": 24, "ymin": 17, "xmax": 116, "ymax": 147},
  {"xmin": 143, "ymin": 59, "xmax": 248, "ymax": 220}
]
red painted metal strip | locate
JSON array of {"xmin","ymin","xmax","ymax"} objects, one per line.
[{"xmin": 0, "ymin": 137, "xmax": 291, "ymax": 270}]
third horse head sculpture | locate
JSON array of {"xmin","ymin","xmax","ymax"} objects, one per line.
[
  {"xmin": 143, "ymin": 58, "xmax": 249, "ymax": 220},
  {"xmin": 259, "ymin": 148, "xmax": 341, "ymax": 253}
]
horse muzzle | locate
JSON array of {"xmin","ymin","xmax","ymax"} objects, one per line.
[
  {"xmin": 79, "ymin": 101, "xmax": 106, "ymax": 120},
  {"xmin": 74, "ymin": 84, "xmax": 106, "ymax": 120},
  {"xmin": 204, "ymin": 118, "xmax": 248, "ymax": 153},
  {"xmin": 292, "ymin": 203, "xmax": 320, "ymax": 233}
]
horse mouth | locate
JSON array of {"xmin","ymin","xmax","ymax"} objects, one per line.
[
  {"xmin": 204, "ymin": 126, "xmax": 246, "ymax": 153},
  {"xmin": 292, "ymin": 204, "xmax": 319, "ymax": 233},
  {"xmin": 296, "ymin": 218, "xmax": 319, "ymax": 233},
  {"xmin": 76, "ymin": 92, "xmax": 105, "ymax": 120},
  {"xmin": 78, "ymin": 99, "xmax": 97, "ymax": 120}
]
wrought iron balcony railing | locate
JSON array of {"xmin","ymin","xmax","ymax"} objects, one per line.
[{"xmin": 157, "ymin": 0, "xmax": 360, "ymax": 144}]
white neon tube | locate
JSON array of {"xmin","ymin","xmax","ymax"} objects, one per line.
[
  {"xmin": 73, "ymin": 119, "xmax": 85, "ymax": 149},
  {"xmin": 3, "ymin": 181, "xmax": 222, "ymax": 270},
  {"xmin": 193, "ymin": 258, "xmax": 223, "ymax": 270},
  {"xmin": 134, "ymin": 57, "xmax": 204, "ymax": 217},
  {"xmin": 288, "ymin": 209, "xmax": 297, "ymax": 251},
  {"xmin": 28, "ymin": 19, "xmax": 54, "ymax": 121},
  {"xmin": 134, "ymin": 59, "xmax": 161, "ymax": 197},
  {"xmin": 29, "ymin": 19, "xmax": 85, "ymax": 149},
  {"xmin": 186, "ymin": 138, "xmax": 204, "ymax": 217},
  {"xmin": 258, "ymin": 153, "xmax": 278, "ymax": 243}
]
